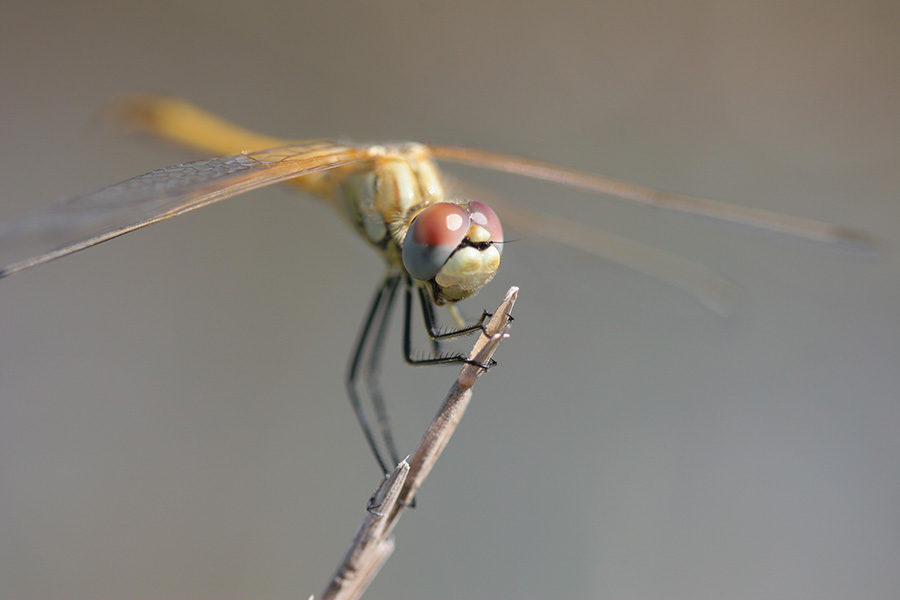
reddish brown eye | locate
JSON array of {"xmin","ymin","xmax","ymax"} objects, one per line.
[
  {"xmin": 468, "ymin": 201, "xmax": 503, "ymax": 250},
  {"xmin": 402, "ymin": 203, "xmax": 469, "ymax": 281}
]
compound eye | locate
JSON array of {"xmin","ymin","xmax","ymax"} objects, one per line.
[
  {"xmin": 468, "ymin": 201, "xmax": 504, "ymax": 251},
  {"xmin": 402, "ymin": 203, "xmax": 469, "ymax": 281}
]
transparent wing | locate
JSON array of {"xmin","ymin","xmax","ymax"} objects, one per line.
[
  {"xmin": 441, "ymin": 174, "xmax": 742, "ymax": 315},
  {"xmin": 0, "ymin": 142, "xmax": 371, "ymax": 278},
  {"xmin": 428, "ymin": 144, "xmax": 875, "ymax": 253}
]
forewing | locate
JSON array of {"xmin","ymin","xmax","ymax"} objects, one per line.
[
  {"xmin": 0, "ymin": 142, "xmax": 370, "ymax": 277},
  {"xmin": 440, "ymin": 174, "xmax": 742, "ymax": 315},
  {"xmin": 428, "ymin": 144, "xmax": 875, "ymax": 253}
]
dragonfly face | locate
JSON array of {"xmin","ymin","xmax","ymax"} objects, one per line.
[{"xmin": 402, "ymin": 199, "xmax": 503, "ymax": 304}]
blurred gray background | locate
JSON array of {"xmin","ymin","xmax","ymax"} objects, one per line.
[{"xmin": 1, "ymin": 1, "xmax": 898, "ymax": 599}]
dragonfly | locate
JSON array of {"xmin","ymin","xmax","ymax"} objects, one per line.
[{"xmin": 0, "ymin": 94, "xmax": 872, "ymax": 473}]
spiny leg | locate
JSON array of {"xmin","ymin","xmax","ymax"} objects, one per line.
[
  {"xmin": 362, "ymin": 273, "xmax": 403, "ymax": 468},
  {"xmin": 417, "ymin": 286, "xmax": 443, "ymax": 356},
  {"xmin": 347, "ymin": 271, "xmax": 402, "ymax": 473},
  {"xmin": 403, "ymin": 275, "xmax": 496, "ymax": 368},
  {"xmin": 417, "ymin": 285, "xmax": 492, "ymax": 341}
]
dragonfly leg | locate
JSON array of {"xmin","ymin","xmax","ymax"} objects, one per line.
[
  {"xmin": 363, "ymin": 274, "xmax": 403, "ymax": 468},
  {"xmin": 347, "ymin": 271, "xmax": 403, "ymax": 473},
  {"xmin": 403, "ymin": 276, "xmax": 497, "ymax": 369},
  {"xmin": 417, "ymin": 285, "xmax": 492, "ymax": 340}
]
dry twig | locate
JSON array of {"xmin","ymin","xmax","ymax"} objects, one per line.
[{"xmin": 319, "ymin": 286, "xmax": 518, "ymax": 600}]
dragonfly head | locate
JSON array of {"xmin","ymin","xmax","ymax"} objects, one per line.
[{"xmin": 402, "ymin": 200, "xmax": 504, "ymax": 304}]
